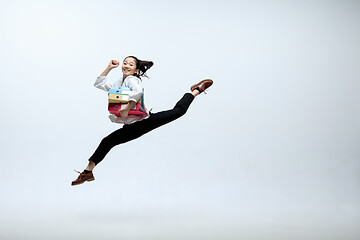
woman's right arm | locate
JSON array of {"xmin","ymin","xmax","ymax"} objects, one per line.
[
  {"xmin": 94, "ymin": 60, "xmax": 120, "ymax": 91},
  {"xmin": 100, "ymin": 60, "xmax": 119, "ymax": 76}
]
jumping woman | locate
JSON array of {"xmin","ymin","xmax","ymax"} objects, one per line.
[{"xmin": 71, "ymin": 56, "xmax": 213, "ymax": 186}]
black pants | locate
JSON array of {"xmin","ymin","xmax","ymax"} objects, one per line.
[{"xmin": 89, "ymin": 93, "xmax": 195, "ymax": 165}]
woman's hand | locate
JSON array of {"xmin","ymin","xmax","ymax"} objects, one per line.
[
  {"xmin": 117, "ymin": 101, "xmax": 136, "ymax": 118},
  {"xmin": 117, "ymin": 108, "xmax": 129, "ymax": 118},
  {"xmin": 108, "ymin": 60, "xmax": 120, "ymax": 69},
  {"xmin": 100, "ymin": 60, "xmax": 120, "ymax": 76}
]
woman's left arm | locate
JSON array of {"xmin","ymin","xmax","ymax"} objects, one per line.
[
  {"xmin": 127, "ymin": 77, "xmax": 143, "ymax": 102},
  {"xmin": 117, "ymin": 77, "xmax": 143, "ymax": 117}
]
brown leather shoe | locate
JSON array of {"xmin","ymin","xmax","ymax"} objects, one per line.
[
  {"xmin": 191, "ymin": 79, "xmax": 213, "ymax": 93},
  {"xmin": 71, "ymin": 170, "xmax": 95, "ymax": 186}
]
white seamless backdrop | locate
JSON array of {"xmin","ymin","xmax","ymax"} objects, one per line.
[{"xmin": 0, "ymin": 0, "xmax": 359, "ymax": 239}]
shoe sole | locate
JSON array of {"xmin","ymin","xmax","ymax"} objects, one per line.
[
  {"xmin": 71, "ymin": 177, "xmax": 95, "ymax": 186},
  {"xmin": 191, "ymin": 79, "xmax": 213, "ymax": 92}
]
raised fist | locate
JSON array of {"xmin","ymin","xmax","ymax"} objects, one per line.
[{"xmin": 108, "ymin": 60, "xmax": 120, "ymax": 69}]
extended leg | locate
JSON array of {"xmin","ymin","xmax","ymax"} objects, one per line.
[{"xmin": 88, "ymin": 92, "xmax": 195, "ymax": 165}]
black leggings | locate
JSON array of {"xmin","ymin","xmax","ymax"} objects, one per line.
[{"xmin": 89, "ymin": 93, "xmax": 195, "ymax": 165}]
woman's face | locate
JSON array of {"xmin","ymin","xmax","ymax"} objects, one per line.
[{"xmin": 122, "ymin": 57, "xmax": 138, "ymax": 77}]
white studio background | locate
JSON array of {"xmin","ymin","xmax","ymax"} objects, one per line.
[{"xmin": 0, "ymin": 0, "xmax": 359, "ymax": 239}]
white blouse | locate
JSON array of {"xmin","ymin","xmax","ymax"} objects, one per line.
[{"xmin": 94, "ymin": 75, "xmax": 149, "ymax": 124}]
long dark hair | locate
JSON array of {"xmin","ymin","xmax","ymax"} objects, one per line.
[{"xmin": 125, "ymin": 56, "xmax": 154, "ymax": 79}]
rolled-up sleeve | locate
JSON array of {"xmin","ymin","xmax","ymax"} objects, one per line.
[
  {"xmin": 127, "ymin": 76, "xmax": 143, "ymax": 102},
  {"xmin": 94, "ymin": 76, "xmax": 113, "ymax": 92}
]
